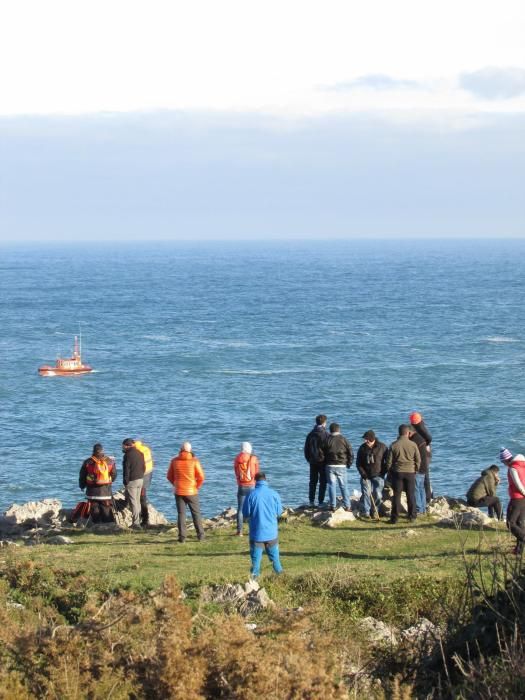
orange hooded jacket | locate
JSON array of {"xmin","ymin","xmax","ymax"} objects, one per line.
[{"xmin": 167, "ymin": 450, "xmax": 205, "ymax": 496}]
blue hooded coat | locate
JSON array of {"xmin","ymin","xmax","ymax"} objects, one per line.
[{"xmin": 242, "ymin": 480, "xmax": 283, "ymax": 542}]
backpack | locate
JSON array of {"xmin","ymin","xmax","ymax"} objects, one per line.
[
  {"xmin": 305, "ymin": 430, "xmax": 325, "ymax": 464},
  {"xmin": 69, "ymin": 500, "xmax": 91, "ymax": 523},
  {"xmin": 237, "ymin": 455, "xmax": 256, "ymax": 485}
]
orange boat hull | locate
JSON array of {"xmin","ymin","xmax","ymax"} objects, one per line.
[{"xmin": 38, "ymin": 365, "xmax": 93, "ymax": 376}]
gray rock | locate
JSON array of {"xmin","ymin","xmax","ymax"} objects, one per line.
[
  {"xmin": 359, "ymin": 617, "xmax": 398, "ymax": 646},
  {"xmin": 401, "ymin": 529, "xmax": 419, "ymax": 537},
  {"xmin": 0, "ymin": 540, "xmax": 20, "ymax": 548},
  {"xmin": 324, "ymin": 508, "xmax": 356, "ymax": 528},
  {"xmin": 244, "ymin": 579, "xmax": 260, "ymax": 594},
  {"xmin": 0, "ymin": 499, "xmax": 63, "ymax": 534},
  {"xmin": 46, "ymin": 535, "xmax": 74, "ymax": 545},
  {"xmin": 200, "ymin": 582, "xmax": 273, "ymax": 616}
]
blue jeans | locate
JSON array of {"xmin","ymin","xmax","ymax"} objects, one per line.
[
  {"xmin": 237, "ymin": 485, "xmax": 254, "ymax": 532},
  {"xmin": 327, "ymin": 466, "xmax": 350, "ymax": 509},
  {"xmin": 249, "ymin": 539, "xmax": 283, "ymax": 577},
  {"xmin": 360, "ymin": 476, "xmax": 384, "ymax": 515},
  {"xmin": 415, "ymin": 473, "xmax": 426, "ymax": 514}
]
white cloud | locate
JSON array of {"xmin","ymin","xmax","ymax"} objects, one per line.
[
  {"xmin": 460, "ymin": 67, "xmax": 525, "ymax": 100},
  {"xmin": 0, "ymin": 1, "xmax": 524, "ymax": 116}
]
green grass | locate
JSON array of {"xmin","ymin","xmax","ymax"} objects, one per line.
[{"xmin": 8, "ymin": 515, "xmax": 510, "ymax": 596}]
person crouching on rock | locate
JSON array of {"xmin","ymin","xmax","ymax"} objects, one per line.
[
  {"xmin": 79, "ymin": 443, "xmax": 117, "ymax": 523},
  {"xmin": 167, "ymin": 441, "xmax": 205, "ymax": 543},
  {"xmin": 242, "ymin": 472, "xmax": 283, "ymax": 579},
  {"xmin": 466, "ymin": 464, "xmax": 502, "ymax": 520}
]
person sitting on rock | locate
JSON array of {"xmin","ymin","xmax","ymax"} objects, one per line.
[
  {"xmin": 79, "ymin": 443, "xmax": 117, "ymax": 523},
  {"xmin": 466, "ymin": 464, "xmax": 502, "ymax": 520}
]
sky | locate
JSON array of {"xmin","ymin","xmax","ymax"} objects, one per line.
[{"xmin": 0, "ymin": 1, "xmax": 524, "ymax": 242}]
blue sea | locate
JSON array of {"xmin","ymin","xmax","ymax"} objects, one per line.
[{"xmin": 1, "ymin": 239, "xmax": 524, "ymax": 518}]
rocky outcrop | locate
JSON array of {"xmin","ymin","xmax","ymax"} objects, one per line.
[
  {"xmin": 0, "ymin": 492, "xmax": 500, "ymax": 542},
  {"xmin": 0, "ymin": 499, "xmax": 66, "ymax": 534},
  {"xmin": 357, "ymin": 615, "xmax": 440, "ymax": 654},
  {"xmin": 0, "ymin": 495, "xmax": 171, "ymax": 541},
  {"xmin": 427, "ymin": 496, "xmax": 498, "ymax": 528},
  {"xmin": 200, "ymin": 580, "xmax": 274, "ymax": 616}
]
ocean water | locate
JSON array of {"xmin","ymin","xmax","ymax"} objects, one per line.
[{"xmin": 1, "ymin": 239, "xmax": 525, "ymax": 518}]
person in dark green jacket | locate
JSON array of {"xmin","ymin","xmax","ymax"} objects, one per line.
[{"xmin": 466, "ymin": 465, "xmax": 502, "ymax": 520}]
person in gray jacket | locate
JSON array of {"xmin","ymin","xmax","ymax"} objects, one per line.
[{"xmin": 386, "ymin": 425, "xmax": 421, "ymax": 523}]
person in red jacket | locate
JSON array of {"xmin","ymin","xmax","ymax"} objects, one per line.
[
  {"xmin": 500, "ymin": 447, "xmax": 525, "ymax": 554},
  {"xmin": 233, "ymin": 442, "xmax": 260, "ymax": 536},
  {"xmin": 167, "ymin": 441, "xmax": 205, "ymax": 543}
]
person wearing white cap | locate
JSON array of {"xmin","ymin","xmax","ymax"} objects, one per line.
[
  {"xmin": 500, "ymin": 447, "xmax": 525, "ymax": 554},
  {"xmin": 233, "ymin": 442, "xmax": 260, "ymax": 536}
]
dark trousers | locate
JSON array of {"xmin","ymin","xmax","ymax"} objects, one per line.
[
  {"xmin": 467, "ymin": 495, "xmax": 502, "ymax": 520},
  {"xmin": 140, "ymin": 472, "xmax": 153, "ymax": 524},
  {"xmin": 424, "ymin": 470, "xmax": 433, "ymax": 503},
  {"xmin": 89, "ymin": 500, "xmax": 114, "ymax": 523},
  {"xmin": 309, "ymin": 462, "xmax": 327, "ymax": 504},
  {"xmin": 175, "ymin": 494, "xmax": 204, "ymax": 541},
  {"xmin": 508, "ymin": 499, "xmax": 525, "ymax": 550},
  {"xmin": 391, "ymin": 472, "xmax": 416, "ymax": 520}
]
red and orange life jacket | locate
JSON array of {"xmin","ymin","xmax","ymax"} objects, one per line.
[{"xmin": 86, "ymin": 456, "xmax": 114, "ymax": 486}]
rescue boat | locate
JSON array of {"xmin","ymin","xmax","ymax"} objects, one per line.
[{"xmin": 38, "ymin": 335, "xmax": 93, "ymax": 376}]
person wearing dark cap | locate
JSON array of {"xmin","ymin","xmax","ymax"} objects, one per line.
[
  {"xmin": 79, "ymin": 443, "xmax": 117, "ymax": 523},
  {"xmin": 385, "ymin": 425, "xmax": 421, "ymax": 523},
  {"xmin": 122, "ymin": 438, "xmax": 145, "ymax": 529},
  {"xmin": 304, "ymin": 414, "xmax": 329, "ymax": 507},
  {"xmin": 466, "ymin": 465, "xmax": 502, "ymax": 520},
  {"xmin": 356, "ymin": 430, "xmax": 388, "ymax": 519},
  {"xmin": 409, "ymin": 411, "xmax": 433, "ymax": 502}
]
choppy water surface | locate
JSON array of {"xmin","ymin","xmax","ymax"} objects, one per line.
[{"xmin": 1, "ymin": 239, "xmax": 524, "ymax": 516}]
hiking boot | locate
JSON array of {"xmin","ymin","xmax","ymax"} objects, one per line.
[
  {"xmin": 389, "ymin": 518, "xmax": 398, "ymax": 525},
  {"xmin": 360, "ymin": 513, "xmax": 371, "ymax": 520},
  {"xmin": 178, "ymin": 537, "xmax": 186, "ymax": 543},
  {"xmin": 235, "ymin": 531, "xmax": 243, "ymax": 537}
]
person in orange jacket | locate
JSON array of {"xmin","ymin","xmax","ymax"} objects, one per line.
[
  {"xmin": 167, "ymin": 441, "xmax": 205, "ymax": 542},
  {"xmin": 233, "ymin": 441, "xmax": 260, "ymax": 536}
]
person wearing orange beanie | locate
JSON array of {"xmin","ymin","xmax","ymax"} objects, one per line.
[{"xmin": 409, "ymin": 411, "xmax": 433, "ymax": 503}]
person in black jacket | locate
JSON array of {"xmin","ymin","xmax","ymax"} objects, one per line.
[
  {"xmin": 304, "ymin": 414, "xmax": 329, "ymax": 507},
  {"xmin": 409, "ymin": 412, "xmax": 433, "ymax": 503},
  {"xmin": 122, "ymin": 438, "xmax": 145, "ymax": 529},
  {"xmin": 408, "ymin": 426, "xmax": 429, "ymax": 514},
  {"xmin": 324, "ymin": 422, "xmax": 354, "ymax": 511},
  {"xmin": 356, "ymin": 430, "xmax": 388, "ymax": 519}
]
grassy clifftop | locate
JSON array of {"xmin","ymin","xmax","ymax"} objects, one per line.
[{"xmin": 0, "ymin": 516, "xmax": 519, "ymax": 698}]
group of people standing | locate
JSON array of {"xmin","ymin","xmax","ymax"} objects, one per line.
[
  {"xmin": 304, "ymin": 412, "xmax": 432, "ymax": 523},
  {"xmin": 78, "ymin": 438, "xmax": 283, "ymax": 578},
  {"xmin": 79, "ymin": 438, "xmax": 153, "ymax": 527}
]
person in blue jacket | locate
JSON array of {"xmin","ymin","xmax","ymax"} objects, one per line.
[{"xmin": 242, "ymin": 472, "xmax": 284, "ymax": 578}]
